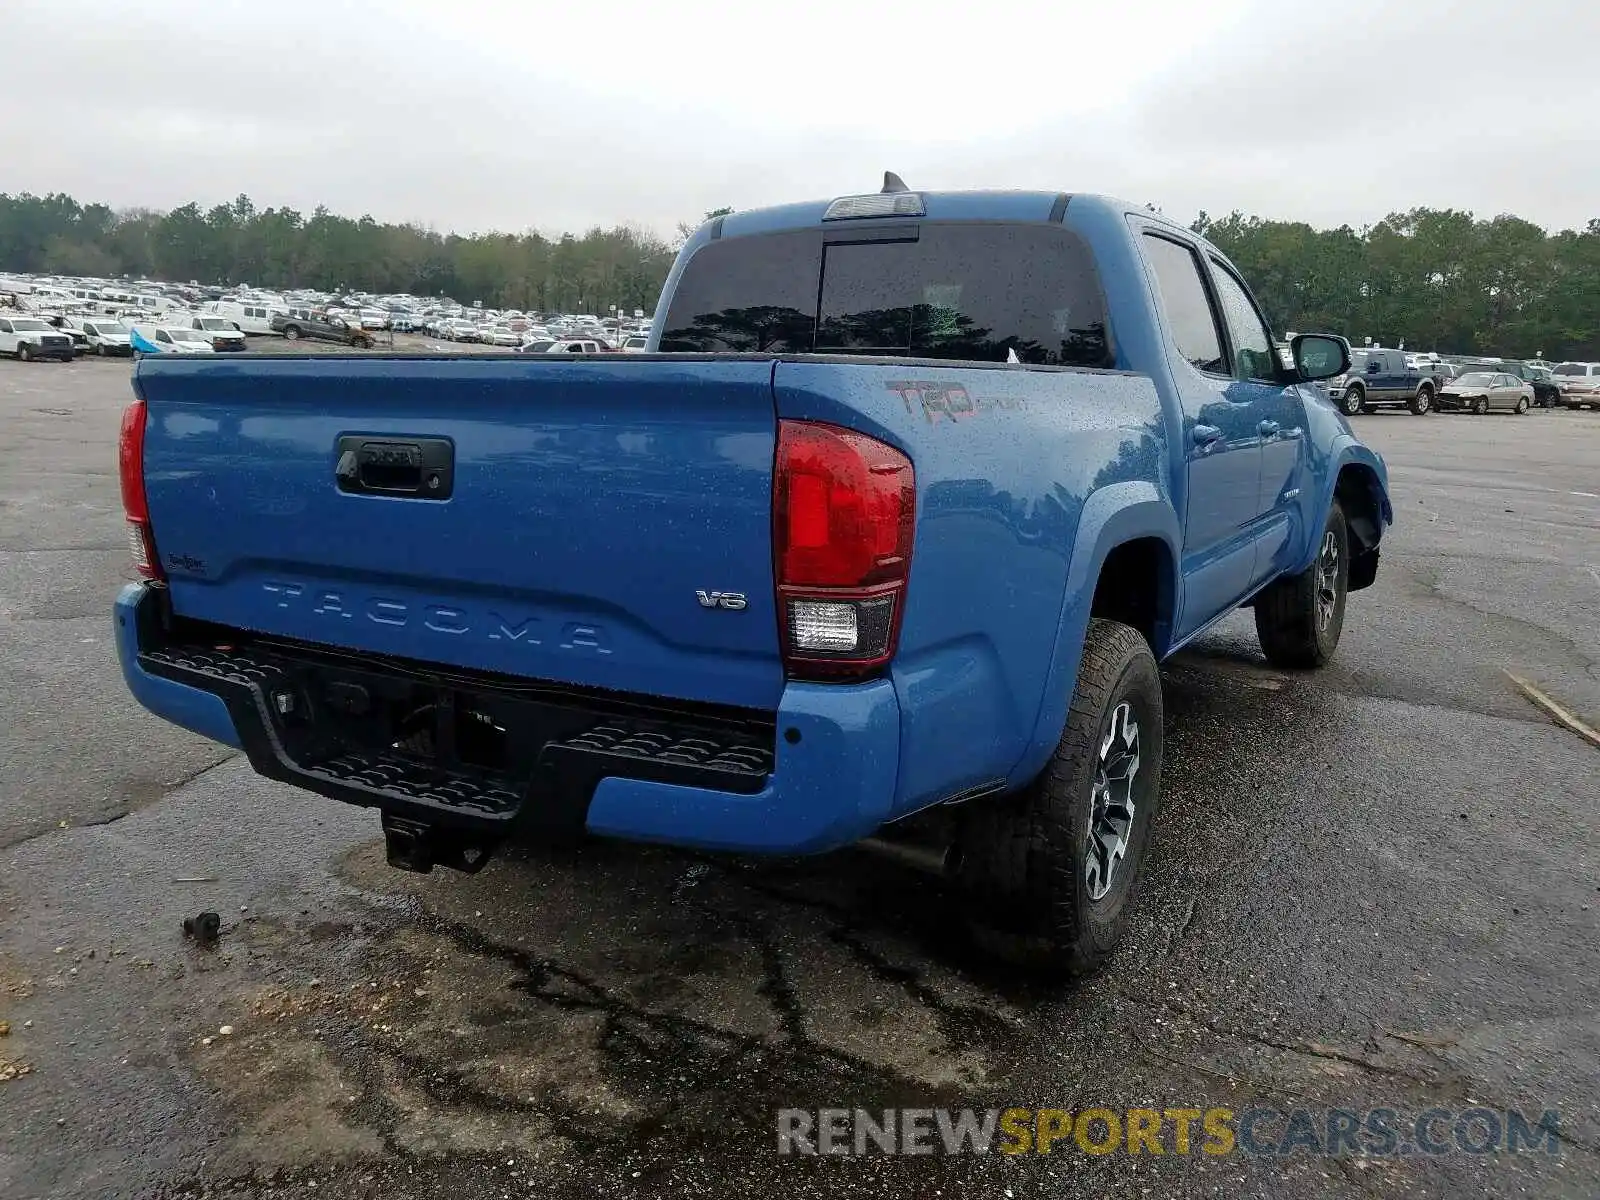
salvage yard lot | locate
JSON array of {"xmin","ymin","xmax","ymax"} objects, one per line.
[{"xmin": 2, "ymin": 355, "xmax": 1598, "ymax": 1199}]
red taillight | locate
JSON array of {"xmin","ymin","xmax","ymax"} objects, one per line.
[
  {"xmin": 118, "ymin": 398, "xmax": 163, "ymax": 581},
  {"xmin": 774, "ymin": 420, "xmax": 914, "ymax": 678}
]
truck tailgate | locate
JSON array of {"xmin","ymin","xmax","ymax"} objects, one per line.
[{"xmin": 134, "ymin": 355, "xmax": 784, "ymax": 710}]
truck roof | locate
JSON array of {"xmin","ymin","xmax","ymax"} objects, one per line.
[{"xmin": 714, "ymin": 190, "xmax": 1150, "ymax": 240}]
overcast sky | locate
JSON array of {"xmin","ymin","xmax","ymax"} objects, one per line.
[{"xmin": 3, "ymin": 0, "xmax": 1593, "ymax": 239}]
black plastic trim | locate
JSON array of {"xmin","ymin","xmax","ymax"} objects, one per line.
[
  {"xmin": 1047, "ymin": 193, "xmax": 1072, "ymax": 223},
  {"xmin": 822, "ymin": 222, "xmax": 921, "ymax": 245},
  {"xmin": 131, "ymin": 596, "xmax": 776, "ymax": 843}
]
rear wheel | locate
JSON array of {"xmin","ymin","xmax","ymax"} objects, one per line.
[
  {"xmin": 1410, "ymin": 385, "xmax": 1433, "ymax": 415},
  {"xmin": 18, "ymin": 343, "xmax": 33, "ymax": 362},
  {"xmin": 955, "ymin": 618, "xmax": 1163, "ymax": 976},
  {"xmin": 1516, "ymin": 396, "xmax": 1529, "ymax": 414},
  {"xmin": 1340, "ymin": 386, "xmax": 1365, "ymax": 416},
  {"xmin": 282, "ymin": 326, "xmax": 301, "ymax": 341},
  {"xmin": 1474, "ymin": 396, "xmax": 1489, "ymax": 415},
  {"xmin": 1255, "ymin": 501, "xmax": 1349, "ymax": 669}
]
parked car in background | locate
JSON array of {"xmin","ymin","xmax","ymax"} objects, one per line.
[
  {"xmin": 514, "ymin": 339, "xmax": 557, "ymax": 354},
  {"xmin": 1464, "ymin": 359, "xmax": 1560, "ymax": 407},
  {"xmin": 187, "ymin": 315, "xmax": 249, "ymax": 352},
  {"xmin": 46, "ymin": 315, "xmax": 90, "ymax": 356},
  {"xmin": 1415, "ymin": 360, "xmax": 1457, "ymax": 387},
  {"xmin": 1436, "ymin": 371, "xmax": 1533, "ymax": 414},
  {"xmin": 546, "ymin": 338, "xmax": 609, "ymax": 354},
  {"xmin": 441, "ymin": 319, "xmax": 480, "ymax": 343},
  {"xmin": 202, "ymin": 300, "xmax": 281, "ymax": 335},
  {"xmin": 0, "ymin": 315, "xmax": 75, "ymax": 360},
  {"xmin": 131, "ymin": 326, "xmax": 219, "ymax": 355},
  {"xmin": 1551, "ymin": 362, "xmax": 1600, "ymax": 409},
  {"xmin": 1326, "ymin": 348, "xmax": 1436, "ymax": 415},
  {"xmin": 1524, "ymin": 365, "xmax": 1561, "ymax": 407},
  {"xmin": 620, "ymin": 335, "xmax": 649, "ymax": 353},
  {"xmin": 270, "ymin": 310, "xmax": 376, "ymax": 348},
  {"xmin": 71, "ymin": 318, "xmax": 134, "ymax": 356},
  {"xmin": 479, "ymin": 326, "xmax": 521, "ymax": 348}
]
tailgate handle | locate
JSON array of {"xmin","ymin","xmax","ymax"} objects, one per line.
[{"xmin": 335, "ymin": 436, "xmax": 454, "ymax": 500}]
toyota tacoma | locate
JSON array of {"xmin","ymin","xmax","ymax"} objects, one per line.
[{"xmin": 114, "ymin": 180, "xmax": 1392, "ymax": 973}]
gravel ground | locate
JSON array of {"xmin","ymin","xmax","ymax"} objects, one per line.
[{"xmin": 1, "ymin": 354, "xmax": 1597, "ymax": 1199}]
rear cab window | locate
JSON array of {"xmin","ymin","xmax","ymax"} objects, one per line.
[{"xmin": 660, "ymin": 223, "xmax": 1113, "ymax": 367}]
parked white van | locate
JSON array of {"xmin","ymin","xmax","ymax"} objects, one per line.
[{"xmin": 202, "ymin": 300, "xmax": 283, "ymax": 335}]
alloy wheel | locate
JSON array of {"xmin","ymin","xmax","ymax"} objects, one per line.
[
  {"xmin": 1316, "ymin": 529, "xmax": 1340, "ymax": 631},
  {"xmin": 1086, "ymin": 702, "xmax": 1141, "ymax": 901}
]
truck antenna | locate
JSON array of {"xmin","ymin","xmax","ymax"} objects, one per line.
[{"xmin": 881, "ymin": 171, "xmax": 910, "ymax": 194}]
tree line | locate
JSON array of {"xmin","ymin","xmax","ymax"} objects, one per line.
[
  {"xmin": 1193, "ymin": 208, "xmax": 1600, "ymax": 361},
  {"xmin": 0, "ymin": 192, "xmax": 689, "ymax": 315},
  {"xmin": 1, "ymin": 190, "xmax": 1596, "ymax": 357}
]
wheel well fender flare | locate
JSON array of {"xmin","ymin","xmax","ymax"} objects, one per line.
[
  {"xmin": 1296, "ymin": 443, "xmax": 1393, "ymax": 574},
  {"xmin": 1011, "ymin": 481, "xmax": 1180, "ymax": 787}
]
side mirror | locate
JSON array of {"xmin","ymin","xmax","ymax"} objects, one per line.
[{"xmin": 1290, "ymin": 334, "xmax": 1350, "ymax": 382}]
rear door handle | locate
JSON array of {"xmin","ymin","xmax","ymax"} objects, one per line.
[
  {"xmin": 1192, "ymin": 424, "xmax": 1223, "ymax": 447},
  {"xmin": 1258, "ymin": 420, "xmax": 1280, "ymax": 438},
  {"xmin": 335, "ymin": 436, "xmax": 455, "ymax": 500}
]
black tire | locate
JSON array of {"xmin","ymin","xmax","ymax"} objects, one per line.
[
  {"xmin": 1409, "ymin": 385, "xmax": 1433, "ymax": 415},
  {"xmin": 18, "ymin": 343, "xmax": 33, "ymax": 362},
  {"xmin": 954, "ymin": 618, "xmax": 1164, "ymax": 977},
  {"xmin": 1515, "ymin": 396, "xmax": 1529, "ymax": 414},
  {"xmin": 282, "ymin": 325, "xmax": 301, "ymax": 341},
  {"xmin": 1255, "ymin": 500, "xmax": 1349, "ymax": 669},
  {"xmin": 96, "ymin": 343, "xmax": 107, "ymax": 357},
  {"xmin": 1473, "ymin": 396, "xmax": 1489, "ymax": 415},
  {"xmin": 1340, "ymin": 386, "xmax": 1365, "ymax": 416}
]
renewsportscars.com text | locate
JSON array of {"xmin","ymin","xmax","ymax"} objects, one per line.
[{"xmin": 776, "ymin": 1106, "xmax": 1561, "ymax": 1158}]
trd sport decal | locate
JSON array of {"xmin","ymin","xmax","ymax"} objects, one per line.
[{"xmin": 887, "ymin": 381, "xmax": 1027, "ymax": 424}]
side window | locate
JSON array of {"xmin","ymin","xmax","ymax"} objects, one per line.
[
  {"xmin": 157, "ymin": 332, "xmax": 171, "ymax": 343},
  {"xmin": 1141, "ymin": 234, "xmax": 1225, "ymax": 374},
  {"xmin": 1208, "ymin": 261, "xmax": 1277, "ymax": 383},
  {"xmin": 0, "ymin": 320, "xmax": 10, "ymax": 334}
]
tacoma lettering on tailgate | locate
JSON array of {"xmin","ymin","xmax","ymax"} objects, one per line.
[{"xmin": 260, "ymin": 581, "xmax": 612, "ymax": 654}]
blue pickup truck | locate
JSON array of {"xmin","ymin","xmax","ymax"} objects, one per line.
[{"xmin": 114, "ymin": 181, "xmax": 1391, "ymax": 973}]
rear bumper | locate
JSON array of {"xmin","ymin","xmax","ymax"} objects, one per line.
[{"xmin": 114, "ymin": 583, "xmax": 898, "ymax": 855}]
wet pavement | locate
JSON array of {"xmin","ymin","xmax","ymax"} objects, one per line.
[{"xmin": 2, "ymin": 357, "xmax": 1597, "ymax": 1199}]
